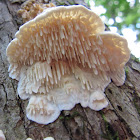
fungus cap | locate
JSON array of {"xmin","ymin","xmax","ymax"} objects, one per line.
[
  {"xmin": 44, "ymin": 137, "xmax": 55, "ymax": 140},
  {"xmin": 26, "ymin": 95, "xmax": 60, "ymax": 124},
  {"xmin": 6, "ymin": 5, "xmax": 130, "ymax": 125},
  {"xmin": 0, "ymin": 130, "xmax": 6, "ymax": 140},
  {"xmin": 6, "ymin": 5, "xmax": 105, "ymax": 79},
  {"xmin": 26, "ymin": 138, "xmax": 32, "ymax": 140}
]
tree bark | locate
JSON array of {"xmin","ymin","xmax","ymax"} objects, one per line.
[{"xmin": 0, "ymin": 0, "xmax": 140, "ymax": 140}]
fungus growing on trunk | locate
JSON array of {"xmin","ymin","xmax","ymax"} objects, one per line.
[
  {"xmin": 44, "ymin": 137, "xmax": 55, "ymax": 140},
  {"xmin": 26, "ymin": 138, "xmax": 32, "ymax": 140},
  {"xmin": 18, "ymin": 0, "xmax": 55, "ymax": 23},
  {"xmin": 6, "ymin": 5, "xmax": 130, "ymax": 124},
  {"xmin": 26, "ymin": 137, "xmax": 54, "ymax": 140},
  {"xmin": 0, "ymin": 130, "xmax": 6, "ymax": 140}
]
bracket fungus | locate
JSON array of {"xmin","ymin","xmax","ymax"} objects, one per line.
[
  {"xmin": 44, "ymin": 137, "xmax": 55, "ymax": 140},
  {"xmin": 0, "ymin": 130, "xmax": 6, "ymax": 140},
  {"xmin": 26, "ymin": 137, "xmax": 54, "ymax": 140},
  {"xmin": 26, "ymin": 138, "xmax": 32, "ymax": 140},
  {"xmin": 6, "ymin": 5, "xmax": 130, "ymax": 124}
]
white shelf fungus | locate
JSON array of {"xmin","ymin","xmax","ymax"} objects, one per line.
[
  {"xmin": 6, "ymin": 5, "xmax": 130, "ymax": 124},
  {"xmin": 26, "ymin": 137, "xmax": 54, "ymax": 140},
  {"xmin": 0, "ymin": 130, "xmax": 6, "ymax": 140},
  {"xmin": 44, "ymin": 137, "xmax": 55, "ymax": 140},
  {"xmin": 26, "ymin": 138, "xmax": 32, "ymax": 140}
]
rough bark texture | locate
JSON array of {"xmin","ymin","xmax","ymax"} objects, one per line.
[{"xmin": 0, "ymin": 0, "xmax": 140, "ymax": 140}]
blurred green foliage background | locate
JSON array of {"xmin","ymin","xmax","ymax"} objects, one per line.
[{"xmin": 85, "ymin": 0, "xmax": 140, "ymax": 41}]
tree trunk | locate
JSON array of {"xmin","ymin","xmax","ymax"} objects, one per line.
[{"xmin": 0, "ymin": 0, "xmax": 140, "ymax": 140}]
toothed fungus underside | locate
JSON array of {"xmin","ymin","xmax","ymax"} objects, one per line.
[{"xmin": 6, "ymin": 5, "xmax": 130, "ymax": 124}]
